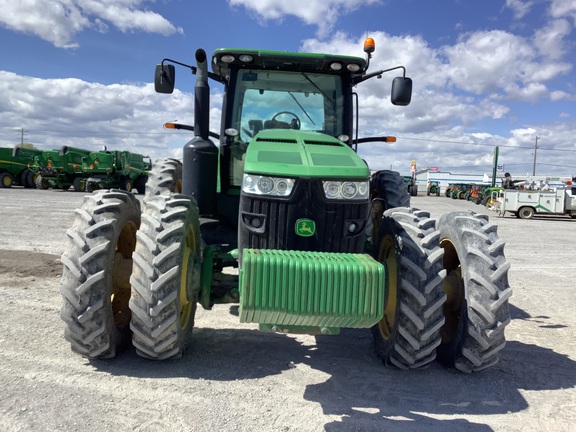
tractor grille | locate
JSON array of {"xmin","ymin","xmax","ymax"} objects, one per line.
[{"xmin": 238, "ymin": 178, "xmax": 369, "ymax": 253}]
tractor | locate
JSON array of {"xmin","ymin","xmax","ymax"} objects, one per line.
[
  {"xmin": 59, "ymin": 39, "xmax": 511, "ymax": 372},
  {"xmin": 403, "ymin": 174, "xmax": 418, "ymax": 196},
  {"xmin": 427, "ymin": 180, "xmax": 440, "ymax": 196}
]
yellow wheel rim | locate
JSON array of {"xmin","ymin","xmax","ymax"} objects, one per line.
[
  {"xmin": 439, "ymin": 238, "xmax": 464, "ymax": 344},
  {"xmin": 111, "ymin": 220, "xmax": 138, "ymax": 329},
  {"xmin": 179, "ymin": 225, "xmax": 196, "ymax": 329},
  {"xmin": 377, "ymin": 235, "xmax": 398, "ymax": 340}
]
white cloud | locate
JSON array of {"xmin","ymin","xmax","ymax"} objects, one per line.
[
  {"xmin": 228, "ymin": 0, "xmax": 382, "ymax": 37},
  {"xmin": 0, "ymin": 71, "xmax": 202, "ymax": 161},
  {"xmin": 549, "ymin": 0, "xmax": 576, "ymax": 25},
  {"xmin": 551, "ymin": 90, "xmax": 574, "ymax": 101},
  {"xmin": 0, "ymin": 0, "xmax": 182, "ymax": 49},
  {"xmin": 505, "ymin": 0, "xmax": 535, "ymax": 19},
  {"xmin": 443, "ymin": 30, "xmax": 535, "ymax": 94},
  {"xmin": 533, "ymin": 18, "xmax": 571, "ymax": 60}
]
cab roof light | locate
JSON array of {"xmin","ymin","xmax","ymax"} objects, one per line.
[{"xmin": 364, "ymin": 37, "xmax": 375, "ymax": 55}]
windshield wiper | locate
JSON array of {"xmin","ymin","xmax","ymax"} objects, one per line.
[{"xmin": 288, "ymin": 92, "xmax": 315, "ymax": 125}]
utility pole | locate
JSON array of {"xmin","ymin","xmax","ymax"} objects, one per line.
[{"xmin": 532, "ymin": 136, "xmax": 539, "ymax": 176}]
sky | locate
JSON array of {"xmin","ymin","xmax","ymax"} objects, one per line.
[{"xmin": 1, "ymin": 0, "xmax": 575, "ymax": 177}]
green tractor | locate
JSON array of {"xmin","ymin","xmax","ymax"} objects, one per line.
[
  {"xmin": 427, "ymin": 180, "xmax": 440, "ymax": 196},
  {"xmin": 0, "ymin": 145, "xmax": 42, "ymax": 188},
  {"xmin": 59, "ymin": 40, "xmax": 511, "ymax": 372},
  {"xmin": 449, "ymin": 183, "xmax": 470, "ymax": 200},
  {"xmin": 81, "ymin": 149, "xmax": 151, "ymax": 193},
  {"xmin": 403, "ymin": 174, "xmax": 418, "ymax": 196}
]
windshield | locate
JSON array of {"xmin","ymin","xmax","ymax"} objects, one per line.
[{"xmin": 231, "ymin": 69, "xmax": 344, "ymax": 142}]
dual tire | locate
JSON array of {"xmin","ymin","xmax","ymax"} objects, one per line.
[
  {"xmin": 60, "ymin": 159, "xmax": 200, "ymax": 360},
  {"xmin": 370, "ymin": 171, "xmax": 512, "ymax": 372}
]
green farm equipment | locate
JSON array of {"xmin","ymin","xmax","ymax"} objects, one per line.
[
  {"xmin": 403, "ymin": 174, "xmax": 418, "ymax": 196},
  {"xmin": 448, "ymin": 183, "xmax": 471, "ymax": 199},
  {"xmin": 82, "ymin": 149, "xmax": 151, "ymax": 193},
  {"xmin": 59, "ymin": 39, "xmax": 511, "ymax": 372},
  {"xmin": 0, "ymin": 145, "xmax": 42, "ymax": 188},
  {"xmin": 31, "ymin": 146, "xmax": 91, "ymax": 191},
  {"xmin": 427, "ymin": 180, "xmax": 440, "ymax": 196}
]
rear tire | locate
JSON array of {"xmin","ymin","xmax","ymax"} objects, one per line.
[
  {"xmin": 21, "ymin": 169, "xmax": 35, "ymax": 188},
  {"xmin": 518, "ymin": 206, "xmax": 534, "ymax": 219},
  {"xmin": 59, "ymin": 190, "xmax": 141, "ymax": 358},
  {"xmin": 144, "ymin": 158, "xmax": 182, "ymax": 200},
  {"xmin": 437, "ymin": 211, "xmax": 512, "ymax": 372},
  {"xmin": 371, "ymin": 208, "xmax": 446, "ymax": 369},
  {"xmin": 368, "ymin": 170, "xmax": 410, "ymax": 241},
  {"xmin": 129, "ymin": 193, "xmax": 202, "ymax": 360}
]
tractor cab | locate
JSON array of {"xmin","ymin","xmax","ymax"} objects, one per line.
[{"xmin": 154, "ymin": 45, "xmax": 413, "ymax": 251}]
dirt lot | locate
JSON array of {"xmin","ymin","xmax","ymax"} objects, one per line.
[{"xmin": 1, "ymin": 187, "xmax": 575, "ymax": 432}]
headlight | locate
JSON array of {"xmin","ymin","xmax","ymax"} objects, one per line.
[
  {"xmin": 242, "ymin": 174, "xmax": 295, "ymax": 197},
  {"xmin": 322, "ymin": 180, "xmax": 369, "ymax": 200}
]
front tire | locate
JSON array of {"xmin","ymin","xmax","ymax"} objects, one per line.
[
  {"xmin": 371, "ymin": 208, "xmax": 447, "ymax": 369},
  {"xmin": 129, "ymin": 194, "xmax": 202, "ymax": 360},
  {"xmin": 437, "ymin": 211, "xmax": 512, "ymax": 372},
  {"xmin": 73, "ymin": 176, "xmax": 85, "ymax": 192},
  {"xmin": 59, "ymin": 190, "xmax": 141, "ymax": 358},
  {"xmin": 0, "ymin": 172, "xmax": 14, "ymax": 188},
  {"xmin": 119, "ymin": 177, "xmax": 132, "ymax": 192},
  {"xmin": 134, "ymin": 175, "xmax": 148, "ymax": 195},
  {"xmin": 35, "ymin": 175, "xmax": 49, "ymax": 190}
]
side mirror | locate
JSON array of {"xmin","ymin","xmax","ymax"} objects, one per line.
[
  {"xmin": 155, "ymin": 64, "xmax": 175, "ymax": 94},
  {"xmin": 391, "ymin": 76, "xmax": 412, "ymax": 106}
]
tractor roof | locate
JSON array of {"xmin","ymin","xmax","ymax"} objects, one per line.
[{"xmin": 211, "ymin": 48, "xmax": 367, "ymax": 77}]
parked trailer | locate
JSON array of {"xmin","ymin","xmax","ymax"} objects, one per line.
[
  {"xmin": 0, "ymin": 146, "xmax": 42, "ymax": 188},
  {"xmin": 494, "ymin": 187, "xmax": 576, "ymax": 219}
]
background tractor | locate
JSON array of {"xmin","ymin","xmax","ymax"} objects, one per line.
[
  {"xmin": 403, "ymin": 174, "xmax": 418, "ymax": 196},
  {"xmin": 427, "ymin": 180, "xmax": 440, "ymax": 196},
  {"xmin": 60, "ymin": 39, "xmax": 511, "ymax": 372}
]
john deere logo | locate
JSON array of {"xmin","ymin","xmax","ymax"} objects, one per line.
[{"xmin": 295, "ymin": 219, "xmax": 315, "ymax": 237}]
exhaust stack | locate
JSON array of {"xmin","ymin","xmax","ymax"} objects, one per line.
[{"xmin": 183, "ymin": 49, "xmax": 218, "ymax": 215}]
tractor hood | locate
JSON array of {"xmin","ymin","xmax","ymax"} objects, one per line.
[{"xmin": 243, "ymin": 130, "xmax": 369, "ymax": 179}]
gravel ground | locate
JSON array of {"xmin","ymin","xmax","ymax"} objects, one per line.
[{"xmin": 0, "ymin": 187, "xmax": 575, "ymax": 432}]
